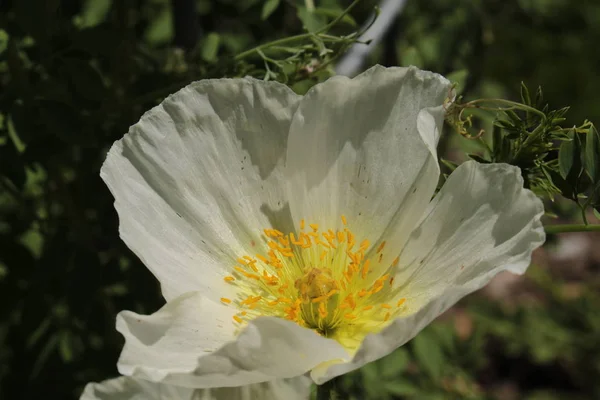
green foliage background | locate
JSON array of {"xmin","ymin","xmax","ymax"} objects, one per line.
[{"xmin": 1, "ymin": 0, "xmax": 599, "ymax": 399}]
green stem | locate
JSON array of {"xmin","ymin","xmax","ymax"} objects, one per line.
[
  {"xmin": 544, "ymin": 224, "xmax": 600, "ymax": 234},
  {"xmin": 235, "ymin": 0, "xmax": 362, "ymax": 61},
  {"xmin": 467, "ymin": 98, "xmax": 547, "ymax": 120}
]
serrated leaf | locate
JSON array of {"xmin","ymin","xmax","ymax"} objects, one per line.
[
  {"xmin": 412, "ymin": 330, "xmax": 446, "ymax": 380},
  {"xmin": 261, "ymin": 0, "xmax": 280, "ymax": 20},
  {"xmin": 201, "ymin": 32, "xmax": 221, "ymax": 62},
  {"xmin": 584, "ymin": 124, "xmax": 600, "ymax": 182}
]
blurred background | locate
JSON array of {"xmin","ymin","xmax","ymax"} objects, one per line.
[{"xmin": 1, "ymin": 0, "xmax": 599, "ymax": 399}]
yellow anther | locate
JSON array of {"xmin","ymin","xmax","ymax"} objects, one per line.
[
  {"xmin": 224, "ymin": 276, "xmax": 235, "ymax": 282},
  {"xmin": 397, "ymin": 298, "xmax": 406, "ymax": 307},
  {"xmin": 233, "ymin": 315, "xmax": 243, "ymax": 323},
  {"xmin": 341, "ymin": 215, "xmax": 347, "ymax": 225},
  {"xmin": 312, "ymin": 295, "xmax": 328, "ymax": 303},
  {"xmin": 220, "ymin": 297, "xmax": 232, "ymax": 304},
  {"xmin": 361, "ymin": 259, "xmax": 370, "ymax": 279},
  {"xmin": 363, "ymin": 305, "xmax": 373, "ymax": 311},
  {"xmin": 384, "ymin": 312, "xmax": 391, "ymax": 321},
  {"xmin": 381, "ymin": 304, "xmax": 392, "ymax": 309},
  {"xmin": 300, "ymin": 219, "xmax": 305, "ymax": 230},
  {"xmin": 337, "ymin": 231, "xmax": 345, "ymax": 243},
  {"xmin": 344, "ymin": 313, "xmax": 357, "ymax": 320},
  {"xmin": 377, "ymin": 241, "xmax": 386, "ymax": 253},
  {"xmin": 319, "ymin": 302, "xmax": 328, "ymax": 318},
  {"xmin": 320, "ymin": 250, "xmax": 327, "ymax": 261},
  {"xmin": 309, "ymin": 223, "xmax": 319, "ymax": 231}
]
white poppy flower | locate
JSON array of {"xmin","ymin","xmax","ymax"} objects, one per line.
[
  {"xmin": 81, "ymin": 376, "xmax": 311, "ymax": 399},
  {"xmin": 101, "ymin": 65, "xmax": 545, "ymax": 388}
]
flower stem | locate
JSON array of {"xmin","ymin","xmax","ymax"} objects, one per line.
[{"xmin": 544, "ymin": 224, "xmax": 600, "ymax": 234}]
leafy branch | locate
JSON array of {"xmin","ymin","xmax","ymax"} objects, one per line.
[{"xmin": 446, "ymin": 83, "xmax": 600, "ymax": 233}]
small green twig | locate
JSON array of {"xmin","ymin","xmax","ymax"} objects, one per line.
[
  {"xmin": 544, "ymin": 224, "xmax": 600, "ymax": 234},
  {"xmin": 235, "ymin": 0, "xmax": 362, "ymax": 61}
]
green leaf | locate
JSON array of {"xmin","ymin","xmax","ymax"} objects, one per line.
[
  {"xmin": 62, "ymin": 58, "xmax": 106, "ymax": 101},
  {"xmin": 59, "ymin": 331, "xmax": 73, "ymax": 363},
  {"xmin": 468, "ymin": 153, "xmax": 491, "ymax": 163},
  {"xmin": 446, "ymin": 69, "xmax": 469, "ymax": 95},
  {"xmin": 558, "ymin": 135, "xmax": 575, "ymax": 180},
  {"xmin": 27, "ymin": 317, "xmax": 52, "ymax": 349},
  {"xmin": 584, "ymin": 124, "xmax": 600, "ymax": 182},
  {"xmin": 79, "ymin": 0, "xmax": 112, "ymax": 28},
  {"xmin": 261, "ymin": 0, "xmax": 280, "ymax": 20},
  {"xmin": 380, "ymin": 348, "xmax": 410, "ymax": 378},
  {"xmin": 0, "ymin": 29, "xmax": 8, "ymax": 54},
  {"xmin": 593, "ymin": 208, "xmax": 600, "ymax": 220},
  {"xmin": 297, "ymin": 6, "xmax": 327, "ymax": 32},
  {"xmin": 412, "ymin": 330, "xmax": 446, "ymax": 380},
  {"xmin": 520, "ymin": 81, "xmax": 532, "ymax": 105},
  {"xmin": 201, "ymin": 33, "xmax": 221, "ymax": 62},
  {"xmin": 313, "ymin": 7, "xmax": 358, "ymax": 27},
  {"xmin": 399, "ymin": 46, "xmax": 424, "ymax": 68},
  {"xmin": 384, "ymin": 381, "xmax": 419, "ymax": 396}
]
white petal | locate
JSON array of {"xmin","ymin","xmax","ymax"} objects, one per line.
[
  {"xmin": 311, "ymin": 161, "xmax": 545, "ymax": 383},
  {"xmin": 80, "ymin": 375, "xmax": 312, "ymax": 400},
  {"xmin": 397, "ymin": 161, "xmax": 545, "ymax": 306},
  {"xmin": 117, "ymin": 292, "xmax": 348, "ymax": 388},
  {"xmin": 285, "ymin": 65, "xmax": 451, "ymax": 272},
  {"xmin": 101, "ymin": 78, "xmax": 301, "ymax": 301}
]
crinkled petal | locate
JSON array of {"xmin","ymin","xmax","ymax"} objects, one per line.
[
  {"xmin": 311, "ymin": 161, "xmax": 545, "ymax": 383},
  {"xmin": 285, "ymin": 65, "xmax": 451, "ymax": 273},
  {"xmin": 101, "ymin": 78, "xmax": 301, "ymax": 301},
  {"xmin": 396, "ymin": 161, "xmax": 545, "ymax": 305},
  {"xmin": 80, "ymin": 375, "xmax": 312, "ymax": 400},
  {"xmin": 117, "ymin": 292, "xmax": 348, "ymax": 388}
]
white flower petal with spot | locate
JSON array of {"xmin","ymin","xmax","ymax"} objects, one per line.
[
  {"xmin": 80, "ymin": 375, "xmax": 312, "ymax": 400},
  {"xmin": 102, "ymin": 78, "xmax": 301, "ymax": 302},
  {"xmin": 102, "ymin": 65, "xmax": 545, "ymax": 388},
  {"xmin": 311, "ymin": 160, "xmax": 545, "ymax": 383}
]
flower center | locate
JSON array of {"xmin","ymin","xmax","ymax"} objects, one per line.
[{"xmin": 221, "ymin": 216, "xmax": 408, "ymax": 350}]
